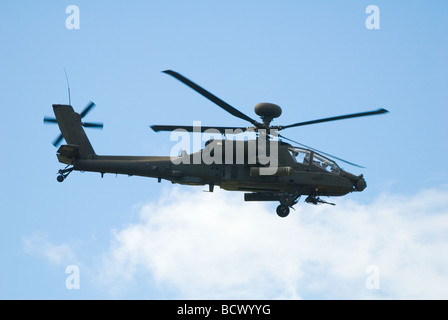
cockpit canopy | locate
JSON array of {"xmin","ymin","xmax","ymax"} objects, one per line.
[{"xmin": 288, "ymin": 147, "xmax": 340, "ymax": 175}]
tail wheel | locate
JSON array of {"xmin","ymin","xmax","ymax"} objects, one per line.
[{"xmin": 56, "ymin": 165, "xmax": 74, "ymax": 182}]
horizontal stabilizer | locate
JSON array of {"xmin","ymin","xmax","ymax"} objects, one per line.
[{"xmin": 57, "ymin": 144, "xmax": 80, "ymax": 165}]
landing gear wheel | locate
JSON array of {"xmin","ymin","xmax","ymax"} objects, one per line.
[
  {"xmin": 57, "ymin": 175, "xmax": 65, "ymax": 182},
  {"xmin": 276, "ymin": 205, "xmax": 290, "ymax": 218}
]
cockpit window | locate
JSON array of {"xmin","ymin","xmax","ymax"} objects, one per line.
[
  {"xmin": 289, "ymin": 147, "xmax": 340, "ymax": 174},
  {"xmin": 289, "ymin": 148, "xmax": 311, "ymax": 165},
  {"xmin": 312, "ymin": 153, "xmax": 340, "ymax": 174}
]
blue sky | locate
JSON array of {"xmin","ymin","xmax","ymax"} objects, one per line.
[{"xmin": 1, "ymin": 1, "xmax": 448, "ymax": 299}]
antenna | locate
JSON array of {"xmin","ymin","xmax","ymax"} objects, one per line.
[{"xmin": 64, "ymin": 68, "xmax": 71, "ymax": 105}]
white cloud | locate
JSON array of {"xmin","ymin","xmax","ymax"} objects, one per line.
[
  {"xmin": 23, "ymin": 232, "xmax": 77, "ymax": 267},
  {"xmin": 96, "ymin": 186, "xmax": 448, "ymax": 299}
]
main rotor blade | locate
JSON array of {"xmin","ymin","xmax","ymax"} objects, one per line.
[
  {"xmin": 278, "ymin": 134, "xmax": 365, "ymax": 168},
  {"xmin": 151, "ymin": 125, "xmax": 248, "ymax": 134},
  {"xmin": 163, "ymin": 70, "xmax": 260, "ymax": 126},
  {"xmin": 43, "ymin": 117, "xmax": 58, "ymax": 124},
  {"xmin": 281, "ymin": 108, "xmax": 389, "ymax": 130},
  {"xmin": 82, "ymin": 122, "xmax": 104, "ymax": 128},
  {"xmin": 79, "ymin": 101, "xmax": 96, "ymax": 118},
  {"xmin": 52, "ymin": 134, "xmax": 64, "ymax": 147}
]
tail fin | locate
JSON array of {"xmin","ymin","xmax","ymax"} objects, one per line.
[{"xmin": 52, "ymin": 104, "xmax": 96, "ymax": 159}]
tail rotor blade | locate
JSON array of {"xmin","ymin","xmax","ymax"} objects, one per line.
[
  {"xmin": 43, "ymin": 117, "xmax": 58, "ymax": 124},
  {"xmin": 52, "ymin": 134, "xmax": 64, "ymax": 147},
  {"xmin": 82, "ymin": 122, "xmax": 104, "ymax": 128},
  {"xmin": 79, "ymin": 101, "xmax": 96, "ymax": 118},
  {"xmin": 46, "ymin": 101, "xmax": 102, "ymax": 147}
]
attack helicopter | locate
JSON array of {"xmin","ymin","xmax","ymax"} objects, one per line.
[{"xmin": 44, "ymin": 70, "xmax": 388, "ymax": 217}]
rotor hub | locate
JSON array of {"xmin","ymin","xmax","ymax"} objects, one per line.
[
  {"xmin": 254, "ymin": 103, "xmax": 282, "ymax": 118},
  {"xmin": 254, "ymin": 103, "xmax": 282, "ymax": 127}
]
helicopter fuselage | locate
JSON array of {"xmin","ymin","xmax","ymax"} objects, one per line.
[
  {"xmin": 46, "ymin": 68, "xmax": 386, "ymax": 217},
  {"xmin": 63, "ymin": 139, "xmax": 365, "ymax": 201}
]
